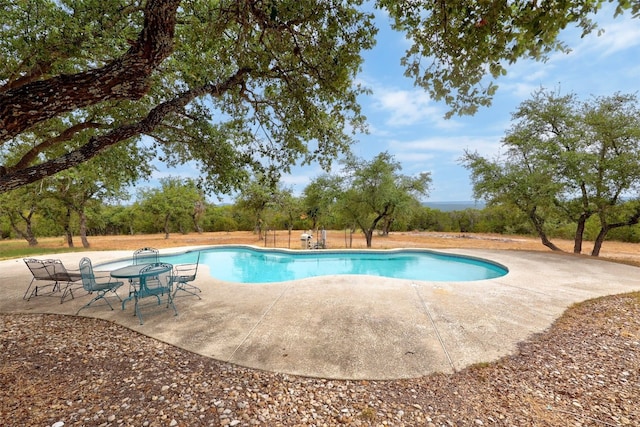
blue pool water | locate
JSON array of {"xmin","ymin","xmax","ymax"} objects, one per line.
[{"xmin": 98, "ymin": 246, "xmax": 508, "ymax": 283}]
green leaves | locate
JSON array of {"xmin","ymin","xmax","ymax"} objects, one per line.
[
  {"xmin": 2, "ymin": 0, "xmax": 637, "ymax": 198},
  {"xmin": 321, "ymin": 151, "xmax": 432, "ymax": 246},
  {"xmin": 380, "ymin": 0, "xmax": 604, "ymax": 117},
  {"xmin": 462, "ymin": 88, "xmax": 640, "ymax": 255},
  {"xmin": 0, "ymin": 0, "xmax": 141, "ymax": 87},
  {"xmin": 136, "ymin": 177, "xmax": 204, "ymax": 237}
]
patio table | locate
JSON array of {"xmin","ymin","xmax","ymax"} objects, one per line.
[{"xmin": 111, "ymin": 263, "xmax": 172, "ymax": 310}]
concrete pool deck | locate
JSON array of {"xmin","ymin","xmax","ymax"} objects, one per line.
[{"xmin": 1, "ymin": 248, "xmax": 638, "ymax": 380}]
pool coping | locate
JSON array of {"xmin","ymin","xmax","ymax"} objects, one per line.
[
  {"xmin": 1, "ymin": 248, "xmax": 639, "ymax": 380},
  {"xmin": 95, "ymin": 244, "xmax": 510, "ymax": 283}
]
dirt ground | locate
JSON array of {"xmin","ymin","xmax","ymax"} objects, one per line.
[
  {"xmin": 2, "ymin": 230, "xmax": 640, "ymax": 426},
  {"xmin": 23, "ymin": 229, "xmax": 640, "ymax": 266}
]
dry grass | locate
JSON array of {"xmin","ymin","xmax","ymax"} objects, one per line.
[{"xmin": 8, "ymin": 229, "xmax": 639, "ymax": 266}]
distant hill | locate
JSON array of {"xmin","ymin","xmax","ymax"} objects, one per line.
[{"xmin": 424, "ymin": 201, "xmax": 485, "ymax": 211}]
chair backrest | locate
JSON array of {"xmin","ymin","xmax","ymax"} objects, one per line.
[
  {"xmin": 133, "ymin": 247, "xmax": 159, "ymax": 265},
  {"xmin": 44, "ymin": 259, "xmax": 73, "ymax": 281},
  {"xmin": 174, "ymin": 251, "xmax": 200, "ymax": 281},
  {"xmin": 78, "ymin": 257, "xmax": 98, "ymax": 292},
  {"xmin": 140, "ymin": 262, "xmax": 173, "ymax": 292},
  {"xmin": 23, "ymin": 258, "xmax": 53, "ymax": 280}
]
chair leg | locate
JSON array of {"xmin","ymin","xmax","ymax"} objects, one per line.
[
  {"xmin": 24, "ymin": 280, "xmax": 58, "ymax": 301},
  {"xmin": 110, "ymin": 288, "xmax": 123, "ymax": 303},
  {"xmin": 102, "ymin": 293, "xmax": 115, "ymax": 311},
  {"xmin": 167, "ymin": 293, "xmax": 178, "ymax": 316},
  {"xmin": 61, "ymin": 284, "xmax": 73, "ymax": 303},
  {"xmin": 76, "ymin": 292, "xmax": 114, "ymax": 315},
  {"xmin": 23, "ymin": 279, "xmax": 35, "ymax": 300},
  {"xmin": 61, "ymin": 282, "xmax": 84, "ymax": 304},
  {"xmin": 173, "ymin": 282, "xmax": 202, "ymax": 300},
  {"xmin": 131, "ymin": 289, "xmax": 175, "ymax": 325},
  {"xmin": 25, "ymin": 285, "xmax": 39, "ymax": 301}
]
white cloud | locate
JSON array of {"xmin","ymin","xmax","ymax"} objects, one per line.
[
  {"xmin": 372, "ymin": 87, "xmax": 441, "ymax": 126},
  {"xmin": 280, "ymin": 171, "xmax": 314, "ymax": 189},
  {"xmin": 393, "ymin": 151, "xmax": 436, "ymax": 164},
  {"xmin": 361, "ymin": 77, "xmax": 464, "ymax": 130},
  {"xmin": 567, "ymin": 14, "xmax": 640, "ymax": 60},
  {"xmin": 504, "ymin": 81, "xmax": 545, "ymax": 99},
  {"xmin": 389, "ymin": 135, "xmax": 503, "ymax": 157}
]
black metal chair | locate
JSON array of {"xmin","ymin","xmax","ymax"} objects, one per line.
[
  {"xmin": 23, "ymin": 258, "xmax": 82, "ymax": 302},
  {"xmin": 46, "ymin": 260, "xmax": 83, "ymax": 303}
]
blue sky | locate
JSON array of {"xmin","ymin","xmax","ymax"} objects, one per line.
[{"xmin": 154, "ymin": 5, "xmax": 640, "ymax": 203}]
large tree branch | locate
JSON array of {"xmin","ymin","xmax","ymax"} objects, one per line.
[
  {"xmin": 9, "ymin": 121, "xmax": 109, "ymax": 173},
  {"xmin": 0, "ymin": 0, "xmax": 181, "ymax": 143},
  {"xmin": 0, "ymin": 61, "xmax": 53, "ymax": 94},
  {"xmin": 1, "ymin": 5, "xmax": 143, "ymax": 94},
  {"xmin": 0, "ymin": 67, "xmax": 252, "ymax": 193}
]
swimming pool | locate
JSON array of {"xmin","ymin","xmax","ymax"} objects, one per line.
[{"xmin": 98, "ymin": 246, "xmax": 508, "ymax": 283}]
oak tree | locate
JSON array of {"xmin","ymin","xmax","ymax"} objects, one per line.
[
  {"xmin": 463, "ymin": 89, "xmax": 640, "ymax": 256},
  {"xmin": 334, "ymin": 152, "xmax": 431, "ymax": 247},
  {"xmin": 1, "ymin": 0, "xmax": 634, "ymax": 194}
]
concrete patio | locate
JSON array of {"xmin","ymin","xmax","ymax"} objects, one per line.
[{"xmin": 1, "ymin": 248, "xmax": 638, "ymax": 380}]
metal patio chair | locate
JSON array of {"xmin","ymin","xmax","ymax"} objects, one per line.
[
  {"xmin": 133, "ymin": 247, "xmax": 159, "ymax": 264},
  {"xmin": 76, "ymin": 257, "xmax": 124, "ymax": 314},
  {"xmin": 46, "ymin": 260, "xmax": 83, "ymax": 303},
  {"xmin": 23, "ymin": 258, "xmax": 57, "ymax": 301},
  {"xmin": 133, "ymin": 262, "xmax": 177, "ymax": 325},
  {"xmin": 129, "ymin": 247, "xmax": 160, "ymax": 296},
  {"xmin": 23, "ymin": 258, "xmax": 82, "ymax": 302},
  {"xmin": 172, "ymin": 252, "xmax": 202, "ymax": 300}
]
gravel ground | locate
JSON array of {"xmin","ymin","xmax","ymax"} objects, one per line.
[{"xmin": 1, "ymin": 292, "xmax": 639, "ymax": 427}]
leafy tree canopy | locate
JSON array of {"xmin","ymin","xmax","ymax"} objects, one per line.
[
  {"xmin": 381, "ymin": 0, "xmax": 637, "ymax": 116},
  {"xmin": 332, "ymin": 151, "xmax": 431, "ymax": 247},
  {"xmin": 462, "ymin": 89, "xmax": 640, "ymax": 256},
  {"xmin": 1, "ymin": 0, "xmax": 635, "ymax": 194}
]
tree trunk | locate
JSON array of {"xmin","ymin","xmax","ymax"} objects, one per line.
[
  {"xmin": 24, "ymin": 222, "xmax": 38, "ymax": 247},
  {"xmin": 363, "ymin": 213, "xmax": 386, "ymax": 248},
  {"xmin": 79, "ymin": 211, "xmax": 90, "ymax": 248},
  {"xmin": 192, "ymin": 214, "xmax": 203, "ymax": 233},
  {"xmin": 164, "ymin": 214, "xmax": 171, "ymax": 239},
  {"xmin": 529, "ymin": 210, "xmax": 563, "ymax": 252},
  {"xmin": 0, "ymin": 67, "xmax": 252, "ymax": 193},
  {"xmin": 255, "ymin": 218, "xmax": 263, "ymax": 240},
  {"xmin": 573, "ymin": 214, "xmax": 588, "ymax": 254},
  {"xmin": 381, "ymin": 217, "xmax": 393, "ymax": 236},
  {"xmin": 65, "ymin": 208, "xmax": 74, "ymax": 248},
  {"xmin": 9, "ymin": 207, "xmax": 38, "ymax": 246},
  {"xmin": 9, "ymin": 214, "xmax": 38, "ymax": 246},
  {"xmin": 591, "ymin": 206, "xmax": 640, "ymax": 256},
  {"xmin": 591, "ymin": 209, "xmax": 640, "ymax": 256},
  {"xmin": 591, "ymin": 227, "xmax": 608, "ymax": 257},
  {"xmin": 0, "ymin": 0, "xmax": 181, "ymax": 142},
  {"xmin": 364, "ymin": 229, "xmax": 373, "ymax": 248}
]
